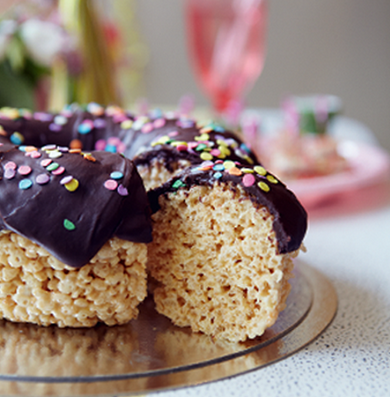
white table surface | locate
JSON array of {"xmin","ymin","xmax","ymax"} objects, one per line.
[
  {"xmin": 148, "ymin": 116, "xmax": 390, "ymax": 397},
  {"xmin": 148, "ymin": 188, "xmax": 390, "ymax": 397}
]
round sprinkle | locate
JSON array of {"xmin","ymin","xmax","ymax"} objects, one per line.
[
  {"xmin": 60, "ymin": 175, "xmax": 73, "ymax": 185},
  {"xmin": 105, "ymin": 144, "xmax": 117, "ymax": 153},
  {"xmin": 95, "ymin": 139, "xmax": 106, "ymax": 151},
  {"xmin": 213, "ymin": 172, "xmax": 223, "ymax": 179},
  {"xmin": 10, "ymin": 132, "xmax": 24, "ymax": 145},
  {"xmin": 213, "ymin": 164, "xmax": 225, "ymax": 172},
  {"xmin": 78, "ymin": 120, "xmax": 94, "ymax": 134},
  {"xmin": 49, "ymin": 150, "xmax": 62, "ymax": 159},
  {"xmin": 65, "ymin": 178, "xmax": 79, "ymax": 192},
  {"xmin": 54, "ymin": 115, "xmax": 68, "ymax": 125},
  {"xmin": 210, "ymin": 149, "xmax": 221, "ymax": 157},
  {"xmin": 63, "ymin": 219, "xmax": 76, "ymax": 231},
  {"xmin": 154, "ymin": 118, "xmax": 166, "ymax": 129},
  {"xmin": 51, "ymin": 166, "xmax": 65, "ymax": 176},
  {"xmin": 49, "ymin": 123, "xmax": 62, "ymax": 132},
  {"xmin": 41, "ymin": 144, "xmax": 56, "ymax": 151},
  {"xmin": 40, "ymin": 159, "xmax": 52, "ymax": 167},
  {"xmin": 19, "ymin": 179, "xmax": 32, "ymax": 190},
  {"xmin": 172, "ymin": 180, "xmax": 186, "ymax": 189},
  {"xmin": 18, "ymin": 165, "xmax": 32, "ymax": 176},
  {"xmin": 29, "ymin": 150, "xmax": 41, "ymax": 159},
  {"xmin": 242, "ymin": 173, "xmax": 255, "ymax": 187},
  {"xmin": 120, "ymin": 119, "xmax": 133, "ymax": 129},
  {"xmin": 36, "ymin": 173, "xmax": 50, "ymax": 185},
  {"xmin": 195, "ymin": 133, "xmax": 210, "ymax": 141},
  {"xmin": 228, "ymin": 166, "xmax": 242, "ymax": 176},
  {"xmin": 242, "ymin": 168, "xmax": 254, "ymax": 173},
  {"xmin": 258, "ymin": 181, "xmax": 270, "ymax": 192},
  {"xmin": 4, "ymin": 168, "xmax": 15, "ymax": 179},
  {"xmin": 94, "ymin": 118, "xmax": 107, "ymax": 129},
  {"xmin": 200, "ymin": 152, "xmax": 213, "ymax": 161},
  {"xmin": 168, "ymin": 130, "xmax": 179, "ymax": 137},
  {"xmin": 70, "ymin": 139, "xmax": 83, "ymax": 149},
  {"xmin": 104, "ymin": 179, "xmax": 118, "ymax": 190},
  {"xmin": 117, "ymin": 184, "xmax": 129, "ymax": 196},
  {"xmin": 223, "ymin": 160, "xmax": 235, "ymax": 170},
  {"xmin": 254, "ymin": 166, "xmax": 267, "ymax": 176},
  {"xmin": 266, "ymin": 175, "xmax": 278, "ymax": 184},
  {"xmin": 141, "ymin": 123, "xmax": 154, "ymax": 134},
  {"xmin": 176, "ymin": 144, "xmax": 188, "ymax": 151},
  {"xmin": 4, "ymin": 161, "xmax": 17, "ymax": 170},
  {"xmin": 196, "ymin": 143, "xmax": 208, "ymax": 151},
  {"xmin": 46, "ymin": 162, "xmax": 60, "ymax": 172},
  {"xmin": 110, "ymin": 171, "xmax": 124, "ymax": 180}
]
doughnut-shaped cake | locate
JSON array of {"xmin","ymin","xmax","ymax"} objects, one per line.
[{"xmin": 0, "ymin": 103, "xmax": 307, "ymax": 341}]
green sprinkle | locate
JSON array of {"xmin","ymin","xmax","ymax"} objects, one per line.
[
  {"xmin": 63, "ymin": 219, "xmax": 76, "ymax": 231},
  {"xmin": 172, "ymin": 180, "xmax": 186, "ymax": 189},
  {"xmin": 46, "ymin": 162, "xmax": 60, "ymax": 171}
]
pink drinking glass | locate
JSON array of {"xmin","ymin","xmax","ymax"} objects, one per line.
[{"xmin": 185, "ymin": 0, "xmax": 268, "ymax": 117}]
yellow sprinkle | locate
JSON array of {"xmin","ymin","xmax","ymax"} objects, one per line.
[
  {"xmin": 120, "ymin": 120, "xmax": 133, "ymax": 129},
  {"xmin": 65, "ymin": 178, "xmax": 79, "ymax": 192},
  {"xmin": 195, "ymin": 133, "xmax": 210, "ymax": 141},
  {"xmin": 258, "ymin": 181, "xmax": 270, "ymax": 192},
  {"xmin": 170, "ymin": 141, "xmax": 188, "ymax": 147},
  {"xmin": 242, "ymin": 168, "xmax": 254, "ymax": 173},
  {"xmin": 245, "ymin": 156, "xmax": 254, "ymax": 165},
  {"xmin": 217, "ymin": 139, "xmax": 228, "ymax": 147},
  {"xmin": 266, "ymin": 175, "xmax": 278, "ymax": 184},
  {"xmin": 254, "ymin": 166, "xmax": 267, "ymax": 176},
  {"xmin": 223, "ymin": 160, "xmax": 235, "ymax": 169},
  {"xmin": 200, "ymin": 152, "xmax": 213, "ymax": 161},
  {"xmin": 219, "ymin": 146, "xmax": 231, "ymax": 156}
]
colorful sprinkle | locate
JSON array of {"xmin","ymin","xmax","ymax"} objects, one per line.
[
  {"xmin": 242, "ymin": 173, "xmax": 255, "ymax": 187},
  {"xmin": 242, "ymin": 168, "xmax": 254, "ymax": 173},
  {"xmin": 48, "ymin": 150, "xmax": 62, "ymax": 159},
  {"xmin": 200, "ymin": 152, "xmax": 213, "ymax": 161},
  {"xmin": 110, "ymin": 171, "xmax": 124, "ymax": 180},
  {"xmin": 4, "ymin": 168, "xmax": 15, "ymax": 179},
  {"xmin": 172, "ymin": 180, "xmax": 186, "ymax": 189},
  {"xmin": 41, "ymin": 159, "xmax": 52, "ymax": 167},
  {"xmin": 29, "ymin": 151, "xmax": 42, "ymax": 159},
  {"xmin": 223, "ymin": 160, "xmax": 235, "ymax": 170},
  {"xmin": 141, "ymin": 123, "xmax": 154, "ymax": 134},
  {"xmin": 70, "ymin": 139, "xmax": 83, "ymax": 150},
  {"xmin": 65, "ymin": 178, "xmax": 79, "ymax": 192},
  {"xmin": 19, "ymin": 179, "xmax": 32, "ymax": 190},
  {"xmin": 154, "ymin": 118, "xmax": 166, "ymax": 129},
  {"xmin": 95, "ymin": 139, "xmax": 106, "ymax": 151},
  {"xmin": 18, "ymin": 165, "xmax": 32, "ymax": 176},
  {"xmin": 60, "ymin": 176, "xmax": 73, "ymax": 185},
  {"xmin": 63, "ymin": 219, "xmax": 76, "ymax": 231},
  {"xmin": 46, "ymin": 162, "xmax": 60, "ymax": 172},
  {"xmin": 213, "ymin": 163, "xmax": 225, "ymax": 172},
  {"xmin": 51, "ymin": 166, "xmax": 65, "ymax": 176},
  {"xmin": 168, "ymin": 130, "xmax": 179, "ymax": 137},
  {"xmin": 228, "ymin": 167, "xmax": 242, "ymax": 176},
  {"xmin": 49, "ymin": 123, "xmax": 62, "ymax": 132},
  {"xmin": 104, "ymin": 179, "xmax": 118, "ymax": 190},
  {"xmin": 78, "ymin": 120, "xmax": 94, "ymax": 134},
  {"xmin": 120, "ymin": 119, "xmax": 133, "ymax": 129},
  {"xmin": 54, "ymin": 115, "xmax": 68, "ymax": 125},
  {"xmin": 258, "ymin": 181, "xmax": 270, "ymax": 192},
  {"xmin": 94, "ymin": 118, "xmax": 107, "ymax": 129},
  {"xmin": 266, "ymin": 175, "xmax": 278, "ymax": 184},
  {"xmin": 195, "ymin": 133, "xmax": 210, "ymax": 141},
  {"xmin": 36, "ymin": 173, "xmax": 50, "ymax": 185},
  {"xmin": 213, "ymin": 172, "xmax": 223, "ymax": 179},
  {"xmin": 10, "ymin": 132, "xmax": 24, "ymax": 145},
  {"xmin": 4, "ymin": 161, "xmax": 17, "ymax": 170},
  {"xmin": 254, "ymin": 166, "xmax": 267, "ymax": 176},
  {"xmin": 117, "ymin": 184, "xmax": 129, "ymax": 196}
]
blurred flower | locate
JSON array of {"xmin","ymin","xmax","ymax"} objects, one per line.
[{"xmin": 19, "ymin": 19, "xmax": 67, "ymax": 67}]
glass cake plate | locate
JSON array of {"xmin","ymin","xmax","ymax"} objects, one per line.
[{"xmin": 0, "ymin": 262, "xmax": 337, "ymax": 397}]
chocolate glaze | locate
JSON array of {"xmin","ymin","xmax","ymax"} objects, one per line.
[
  {"xmin": 0, "ymin": 142, "xmax": 152, "ymax": 268},
  {"xmin": 148, "ymin": 163, "xmax": 307, "ymax": 254}
]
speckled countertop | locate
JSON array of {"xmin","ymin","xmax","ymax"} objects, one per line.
[{"xmin": 147, "ymin": 185, "xmax": 390, "ymax": 397}]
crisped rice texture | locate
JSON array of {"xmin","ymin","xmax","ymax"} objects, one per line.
[
  {"xmin": 147, "ymin": 184, "xmax": 299, "ymax": 342},
  {"xmin": 0, "ymin": 231, "xmax": 147, "ymax": 327},
  {"xmin": 137, "ymin": 158, "xmax": 191, "ymax": 190}
]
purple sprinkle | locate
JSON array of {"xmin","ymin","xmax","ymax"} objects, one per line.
[
  {"xmin": 117, "ymin": 184, "xmax": 129, "ymax": 196},
  {"xmin": 34, "ymin": 112, "xmax": 53, "ymax": 122},
  {"xmin": 60, "ymin": 175, "xmax": 73, "ymax": 185},
  {"xmin": 4, "ymin": 168, "xmax": 15, "ymax": 179},
  {"xmin": 36, "ymin": 173, "xmax": 50, "ymax": 185},
  {"xmin": 49, "ymin": 123, "xmax": 62, "ymax": 132},
  {"xmin": 57, "ymin": 146, "xmax": 69, "ymax": 152},
  {"xmin": 94, "ymin": 118, "xmax": 107, "ymax": 129}
]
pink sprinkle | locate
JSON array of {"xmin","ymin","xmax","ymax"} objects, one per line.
[
  {"xmin": 242, "ymin": 174, "xmax": 255, "ymax": 187},
  {"xmin": 168, "ymin": 130, "xmax": 179, "ymax": 137},
  {"xmin": 18, "ymin": 165, "xmax": 32, "ymax": 176},
  {"xmin": 60, "ymin": 176, "xmax": 73, "ymax": 185},
  {"xmin": 117, "ymin": 142, "xmax": 126, "ymax": 153},
  {"xmin": 112, "ymin": 114, "xmax": 127, "ymax": 123},
  {"xmin": 83, "ymin": 119, "xmax": 94, "ymax": 129},
  {"xmin": 52, "ymin": 166, "xmax": 65, "ymax": 176},
  {"xmin": 95, "ymin": 139, "xmax": 106, "ymax": 151},
  {"xmin": 176, "ymin": 145, "xmax": 188, "ymax": 151},
  {"xmin": 30, "ymin": 151, "xmax": 42, "ymax": 159},
  {"xmin": 141, "ymin": 123, "xmax": 154, "ymax": 134},
  {"xmin": 104, "ymin": 179, "xmax": 118, "ymax": 190},
  {"xmin": 210, "ymin": 149, "xmax": 221, "ymax": 157},
  {"xmin": 200, "ymin": 160, "xmax": 214, "ymax": 168},
  {"xmin": 107, "ymin": 137, "xmax": 121, "ymax": 146},
  {"xmin": 154, "ymin": 118, "xmax": 166, "ymax": 129},
  {"xmin": 4, "ymin": 161, "xmax": 17, "ymax": 170},
  {"xmin": 188, "ymin": 142, "xmax": 198, "ymax": 150},
  {"xmin": 41, "ymin": 159, "xmax": 52, "ymax": 167},
  {"xmin": 117, "ymin": 184, "xmax": 129, "ymax": 196},
  {"xmin": 215, "ymin": 160, "xmax": 223, "ymax": 164}
]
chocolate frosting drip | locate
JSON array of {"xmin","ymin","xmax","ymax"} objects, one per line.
[
  {"xmin": 0, "ymin": 143, "xmax": 152, "ymax": 268},
  {"xmin": 148, "ymin": 163, "xmax": 307, "ymax": 254}
]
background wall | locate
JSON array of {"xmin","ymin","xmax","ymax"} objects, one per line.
[{"xmin": 135, "ymin": 0, "xmax": 390, "ymax": 151}]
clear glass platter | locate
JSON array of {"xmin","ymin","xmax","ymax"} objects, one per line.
[{"xmin": 0, "ymin": 262, "xmax": 337, "ymax": 396}]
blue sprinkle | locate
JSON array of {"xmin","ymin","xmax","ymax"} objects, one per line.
[
  {"xmin": 18, "ymin": 145, "xmax": 27, "ymax": 152},
  {"xmin": 213, "ymin": 172, "xmax": 223, "ymax": 179},
  {"xmin": 213, "ymin": 164, "xmax": 225, "ymax": 171},
  {"xmin": 150, "ymin": 108, "xmax": 163, "ymax": 118},
  {"xmin": 19, "ymin": 179, "xmax": 33, "ymax": 190},
  {"xmin": 240, "ymin": 143, "xmax": 251, "ymax": 154},
  {"xmin": 78, "ymin": 123, "xmax": 92, "ymax": 134},
  {"xmin": 10, "ymin": 133, "xmax": 23, "ymax": 145},
  {"xmin": 110, "ymin": 171, "xmax": 124, "ymax": 180},
  {"xmin": 213, "ymin": 125, "xmax": 225, "ymax": 133},
  {"xmin": 105, "ymin": 144, "xmax": 117, "ymax": 153}
]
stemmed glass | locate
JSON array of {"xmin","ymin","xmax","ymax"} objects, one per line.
[{"xmin": 185, "ymin": 0, "xmax": 268, "ymax": 121}]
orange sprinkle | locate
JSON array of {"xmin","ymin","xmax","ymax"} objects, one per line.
[
  {"xmin": 69, "ymin": 148, "xmax": 82, "ymax": 154},
  {"xmin": 70, "ymin": 139, "xmax": 83, "ymax": 150},
  {"xmin": 0, "ymin": 126, "xmax": 6, "ymax": 136},
  {"xmin": 84, "ymin": 153, "xmax": 96, "ymax": 162},
  {"xmin": 228, "ymin": 166, "xmax": 242, "ymax": 176},
  {"xmin": 24, "ymin": 145, "xmax": 38, "ymax": 152}
]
